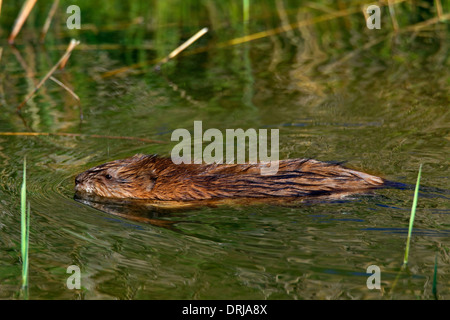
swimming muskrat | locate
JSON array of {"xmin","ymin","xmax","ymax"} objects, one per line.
[{"xmin": 74, "ymin": 154, "xmax": 385, "ymax": 201}]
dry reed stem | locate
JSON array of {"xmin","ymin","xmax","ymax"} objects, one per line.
[
  {"xmin": 59, "ymin": 42, "xmax": 75, "ymax": 69},
  {"xmin": 8, "ymin": 0, "xmax": 38, "ymax": 44},
  {"xmin": 275, "ymin": 0, "xmax": 295, "ymax": 37},
  {"xmin": 40, "ymin": 0, "xmax": 60, "ymax": 43},
  {"xmin": 0, "ymin": 0, "xmax": 3, "ymax": 18},
  {"xmin": 154, "ymin": 27, "xmax": 209, "ymax": 69},
  {"xmin": 402, "ymin": 13, "xmax": 450, "ymax": 32},
  {"xmin": 103, "ymin": 28, "xmax": 208, "ymax": 78},
  {"xmin": 17, "ymin": 39, "xmax": 80, "ymax": 111},
  {"xmin": 218, "ymin": 6, "xmax": 361, "ymax": 48},
  {"xmin": 49, "ymin": 76, "xmax": 80, "ymax": 101},
  {"xmin": 59, "ymin": 54, "xmax": 71, "ymax": 69},
  {"xmin": 0, "ymin": 132, "xmax": 165, "ymax": 144},
  {"xmin": 10, "ymin": 45, "xmax": 39, "ymax": 85},
  {"xmin": 435, "ymin": 0, "xmax": 443, "ymax": 20},
  {"xmin": 387, "ymin": 0, "xmax": 399, "ymax": 32}
]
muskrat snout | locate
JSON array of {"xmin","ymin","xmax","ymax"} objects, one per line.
[
  {"xmin": 75, "ymin": 174, "xmax": 82, "ymax": 185},
  {"xmin": 74, "ymin": 171, "xmax": 97, "ymax": 195}
]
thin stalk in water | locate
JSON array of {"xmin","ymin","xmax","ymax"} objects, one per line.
[
  {"xmin": 20, "ymin": 157, "xmax": 30, "ymax": 296},
  {"xmin": 391, "ymin": 164, "xmax": 423, "ymax": 295},
  {"xmin": 243, "ymin": 0, "xmax": 250, "ymax": 24},
  {"xmin": 403, "ymin": 164, "xmax": 422, "ymax": 266}
]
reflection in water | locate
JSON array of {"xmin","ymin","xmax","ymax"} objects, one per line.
[
  {"xmin": 73, "ymin": 192, "xmax": 187, "ymax": 229},
  {"xmin": 74, "ymin": 189, "xmax": 383, "ymax": 228}
]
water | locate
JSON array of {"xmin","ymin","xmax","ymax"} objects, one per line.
[{"xmin": 0, "ymin": 0, "xmax": 449, "ymax": 300}]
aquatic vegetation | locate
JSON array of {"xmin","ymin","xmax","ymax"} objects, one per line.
[
  {"xmin": 20, "ymin": 157, "xmax": 30, "ymax": 298},
  {"xmin": 403, "ymin": 164, "xmax": 422, "ymax": 266}
]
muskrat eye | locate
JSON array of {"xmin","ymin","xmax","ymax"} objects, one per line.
[{"xmin": 105, "ymin": 174, "xmax": 112, "ymax": 180}]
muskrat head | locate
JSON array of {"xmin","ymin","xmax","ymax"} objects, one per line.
[{"xmin": 75, "ymin": 154, "xmax": 157, "ymax": 199}]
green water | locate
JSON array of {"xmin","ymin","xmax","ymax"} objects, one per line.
[{"xmin": 0, "ymin": 0, "xmax": 449, "ymax": 299}]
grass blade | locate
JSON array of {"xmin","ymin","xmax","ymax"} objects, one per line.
[
  {"xmin": 391, "ymin": 164, "xmax": 423, "ymax": 296},
  {"xmin": 243, "ymin": 0, "xmax": 250, "ymax": 24},
  {"xmin": 403, "ymin": 164, "xmax": 422, "ymax": 266},
  {"xmin": 20, "ymin": 157, "xmax": 30, "ymax": 293}
]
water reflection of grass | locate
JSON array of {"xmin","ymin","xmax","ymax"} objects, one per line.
[{"xmin": 0, "ymin": 0, "xmax": 448, "ymax": 133}]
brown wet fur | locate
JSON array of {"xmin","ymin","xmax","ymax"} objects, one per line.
[{"xmin": 74, "ymin": 154, "xmax": 385, "ymax": 201}]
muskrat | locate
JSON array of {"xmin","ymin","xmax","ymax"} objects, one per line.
[{"xmin": 74, "ymin": 154, "xmax": 385, "ymax": 201}]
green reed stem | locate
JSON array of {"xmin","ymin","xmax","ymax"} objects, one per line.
[
  {"xmin": 243, "ymin": 0, "xmax": 250, "ymax": 23},
  {"xmin": 402, "ymin": 164, "xmax": 422, "ymax": 266},
  {"xmin": 20, "ymin": 157, "xmax": 30, "ymax": 293}
]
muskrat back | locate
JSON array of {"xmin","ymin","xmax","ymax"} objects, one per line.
[{"xmin": 74, "ymin": 154, "xmax": 385, "ymax": 201}]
